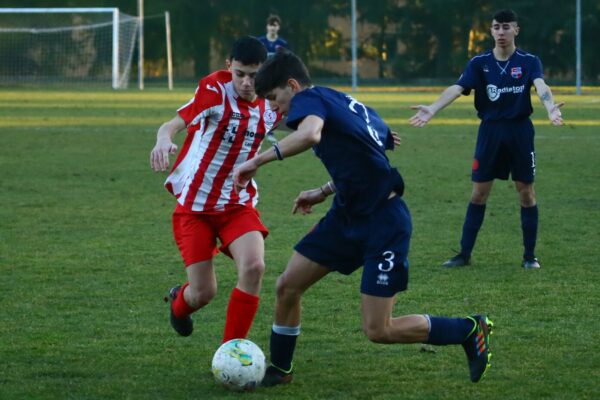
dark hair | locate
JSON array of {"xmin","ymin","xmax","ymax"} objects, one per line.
[
  {"xmin": 266, "ymin": 14, "xmax": 281, "ymax": 26},
  {"xmin": 255, "ymin": 50, "xmax": 312, "ymax": 97},
  {"xmin": 230, "ymin": 36, "xmax": 267, "ymax": 65},
  {"xmin": 493, "ymin": 9, "xmax": 518, "ymax": 23}
]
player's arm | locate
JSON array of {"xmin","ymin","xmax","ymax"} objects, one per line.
[
  {"xmin": 533, "ymin": 78, "xmax": 565, "ymax": 126},
  {"xmin": 409, "ymin": 84, "xmax": 464, "ymax": 127},
  {"xmin": 233, "ymin": 115, "xmax": 324, "ymax": 191},
  {"xmin": 292, "ymin": 181, "xmax": 336, "ymax": 215},
  {"xmin": 150, "ymin": 114, "xmax": 186, "ymax": 172}
]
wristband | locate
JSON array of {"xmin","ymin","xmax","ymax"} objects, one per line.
[
  {"xmin": 273, "ymin": 143, "xmax": 284, "ymax": 161},
  {"xmin": 326, "ymin": 181, "xmax": 335, "ymax": 194}
]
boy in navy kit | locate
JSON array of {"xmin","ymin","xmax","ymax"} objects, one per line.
[
  {"xmin": 409, "ymin": 9, "xmax": 564, "ymax": 269},
  {"xmin": 234, "ymin": 50, "xmax": 493, "ymax": 385},
  {"xmin": 258, "ymin": 14, "xmax": 289, "ymax": 57}
]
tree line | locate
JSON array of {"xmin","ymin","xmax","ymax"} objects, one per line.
[{"xmin": 3, "ymin": 0, "xmax": 599, "ymax": 83}]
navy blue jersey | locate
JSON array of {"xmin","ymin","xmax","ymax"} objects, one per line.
[
  {"xmin": 258, "ymin": 36, "xmax": 289, "ymax": 57},
  {"xmin": 286, "ymin": 86, "xmax": 403, "ymax": 216},
  {"xmin": 457, "ymin": 49, "xmax": 544, "ymax": 121}
]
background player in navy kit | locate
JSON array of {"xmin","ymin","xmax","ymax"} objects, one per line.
[
  {"xmin": 409, "ymin": 9, "xmax": 564, "ymax": 269},
  {"xmin": 233, "ymin": 50, "xmax": 494, "ymax": 385},
  {"xmin": 258, "ymin": 14, "xmax": 289, "ymax": 57}
]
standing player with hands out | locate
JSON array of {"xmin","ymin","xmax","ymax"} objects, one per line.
[
  {"xmin": 150, "ymin": 36, "xmax": 281, "ymax": 343},
  {"xmin": 409, "ymin": 9, "xmax": 564, "ymax": 269},
  {"xmin": 234, "ymin": 50, "xmax": 494, "ymax": 386}
]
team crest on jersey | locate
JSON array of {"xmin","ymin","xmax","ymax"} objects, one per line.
[
  {"xmin": 511, "ymin": 67, "xmax": 522, "ymax": 79},
  {"xmin": 483, "ymin": 64, "xmax": 489, "ymax": 73},
  {"xmin": 263, "ymin": 109, "xmax": 277, "ymax": 128}
]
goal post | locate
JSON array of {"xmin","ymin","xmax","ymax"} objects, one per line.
[{"xmin": 0, "ymin": 7, "xmax": 139, "ymax": 89}]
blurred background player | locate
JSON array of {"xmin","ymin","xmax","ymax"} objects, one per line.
[
  {"xmin": 409, "ymin": 9, "xmax": 564, "ymax": 270},
  {"xmin": 258, "ymin": 14, "xmax": 289, "ymax": 57},
  {"xmin": 149, "ymin": 36, "xmax": 281, "ymax": 342},
  {"xmin": 234, "ymin": 50, "xmax": 494, "ymax": 386}
]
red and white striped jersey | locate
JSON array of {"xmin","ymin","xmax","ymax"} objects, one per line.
[{"xmin": 165, "ymin": 70, "xmax": 281, "ymax": 212}]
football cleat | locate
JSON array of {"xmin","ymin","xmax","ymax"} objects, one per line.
[
  {"xmin": 442, "ymin": 253, "xmax": 471, "ymax": 268},
  {"xmin": 462, "ymin": 315, "xmax": 493, "ymax": 383},
  {"xmin": 522, "ymin": 257, "xmax": 541, "ymax": 269},
  {"xmin": 261, "ymin": 365, "xmax": 293, "ymax": 387},
  {"xmin": 164, "ymin": 286, "xmax": 193, "ymax": 337}
]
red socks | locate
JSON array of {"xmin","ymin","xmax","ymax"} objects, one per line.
[
  {"xmin": 222, "ymin": 288, "xmax": 260, "ymax": 343},
  {"xmin": 171, "ymin": 282, "xmax": 196, "ymax": 318}
]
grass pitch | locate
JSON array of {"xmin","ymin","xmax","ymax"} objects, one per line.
[{"xmin": 0, "ymin": 86, "xmax": 599, "ymax": 399}]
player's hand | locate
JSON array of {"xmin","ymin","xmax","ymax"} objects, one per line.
[
  {"xmin": 292, "ymin": 188, "xmax": 326, "ymax": 215},
  {"xmin": 391, "ymin": 131, "xmax": 402, "ymax": 146},
  {"xmin": 548, "ymin": 102, "xmax": 565, "ymax": 126},
  {"xmin": 233, "ymin": 157, "xmax": 259, "ymax": 193},
  {"xmin": 408, "ymin": 105, "xmax": 434, "ymax": 127},
  {"xmin": 150, "ymin": 139, "xmax": 178, "ymax": 172}
]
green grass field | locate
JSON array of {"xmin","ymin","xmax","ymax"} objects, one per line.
[{"xmin": 1, "ymin": 86, "xmax": 599, "ymax": 399}]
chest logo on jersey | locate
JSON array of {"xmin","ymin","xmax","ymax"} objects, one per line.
[
  {"xmin": 483, "ymin": 64, "xmax": 489, "ymax": 73},
  {"xmin": 486, "ymin": 84, "xmax": 525, "ymax": 102},
  {"xmin": 511, "ymin": 67, "xmax": 523, "ymax": 79}
]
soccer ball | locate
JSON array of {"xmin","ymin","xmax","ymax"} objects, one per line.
[{"xmin": 211, "ymin": 338, "xmax": 266, "ymax": 391}]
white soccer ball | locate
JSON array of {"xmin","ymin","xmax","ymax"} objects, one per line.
[{"xmin": 211, "ymin": 338, "xmax": 266, "ymax": 391}]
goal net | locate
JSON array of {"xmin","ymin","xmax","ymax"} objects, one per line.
[{"xmin": 0, "ymin": 8, "xmax": 139, "ymax": 89}]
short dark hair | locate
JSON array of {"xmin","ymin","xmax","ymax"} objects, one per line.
[
  {"xmin": 493, "ymin": 9, "xmax": 518, "ymax": 24},
  {"xmin": 266, "ymin": 14, "xmax": 281, "ymax": 26},
  {"xmin": 230, "ymin": 36, "xmax": 267, "ymax": 65},
  {"xmin": 255, "ymin": 50, "xmax": 312, "ymax": 97}
]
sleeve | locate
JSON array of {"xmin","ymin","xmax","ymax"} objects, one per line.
[
  {"xmin": 530, "ymin": 56, "xmax": 544, "ymax": 81},
  {"xmin": 177, "ymin": 73, "xmax": 224, "ymax": 126},
  {"xmin": 286, "ymin": 90, "xmax": 327, "ymax": 130},
  {"xmin": 456, "ymin": 58, "xmax": 478, "ymax": 96}
]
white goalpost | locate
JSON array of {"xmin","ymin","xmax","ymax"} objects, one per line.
[{"xmin": 0, "ymin": 7, "xmax": 139, "ymax": 89}]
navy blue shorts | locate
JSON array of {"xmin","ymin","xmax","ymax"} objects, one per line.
[
  {"xmin": 294, "ymin": 196, "xmax": 411, "ymax": 297},
  {"xmin": 472, "ymin": 119, "xmax": 536, "ymax": 183}
]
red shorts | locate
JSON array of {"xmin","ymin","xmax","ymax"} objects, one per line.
[{"xmin": 172, "ymin": 205, "xmax": 269, "ymax": 266}]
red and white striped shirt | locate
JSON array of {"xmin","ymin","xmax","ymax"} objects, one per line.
[{"xmin": 165, "ymin": 70, "xmax": 280, "ymax": 212}]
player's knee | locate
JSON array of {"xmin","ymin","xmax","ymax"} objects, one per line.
[
  {"xmin": 186, "ymin": 285, "xmax": 216, "ymax": 308},
  {"xmin": 363, "ymin": 326, "xmax": 391, "ymax": 344},
  {"xmin": 518, "ymin": 190, "xmax": 536, "ymax": 207},
  {"xmin": 275, "ymin": 274, "xmax": 302, "ymax": 302},
  {"xmin": 239, "ymin": 258, "xmax": 266, "ymax": 283}
]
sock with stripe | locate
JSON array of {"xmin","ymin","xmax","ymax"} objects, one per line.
[{"xmin": 269, "ymin": 324, "xmax": 300, "ymax": 373}]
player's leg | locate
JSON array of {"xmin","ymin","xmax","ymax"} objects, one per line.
[
  {"xmin": 511, "ymin": 120, "xmax": 540, "ymax": 268},
  {"xmin": 263, "ymin": 251, "xmax": 330, "ymax": 386},
  {"xmin": 444, "ymin": 122, "xmax": 502, "ymax": 267},
  {"xmin": 515, "ymin": 181, "xmax": 540, "ymax": 268},
  {"xmin": 222, "ymin": 230, "xmax": 265, "ymax": 342},
  {"xmin": 217, "ymin": 206, "xmax": 269, "ymax": 343},
  {"xmin": 167, "ymin": 212, "xmax": 219, "ymax": 336},
  {"xmin": 444, "ymin": 181, "xmax": 495, "ymax": 267},
  {"xmin": 360, "ymin": 296, "xmax": 493, "ymax": 382},
  {"xmin": 360, "ymin": 295, "xmax": 428, "ymax": 343}
]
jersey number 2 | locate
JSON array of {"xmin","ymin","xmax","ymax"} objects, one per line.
[{"xmin": 347, "ymin": 96, "xmax": 383, "ymax": 147}]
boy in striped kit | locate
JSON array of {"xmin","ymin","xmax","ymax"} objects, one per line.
[{"xmin": 150, "ymin": 36, "xmax": 281, "ymax": 342}]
